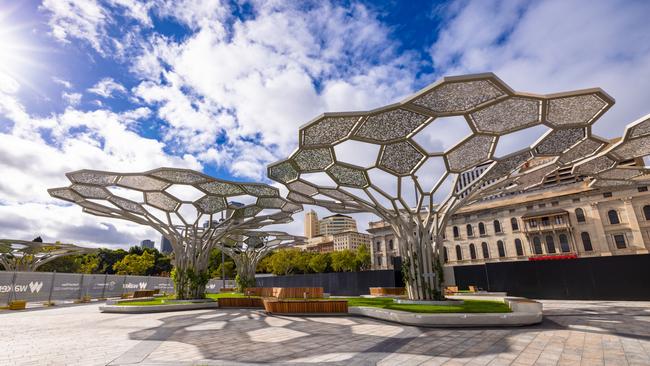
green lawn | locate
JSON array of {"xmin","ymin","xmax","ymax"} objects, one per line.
[
  {"xmin": 116, "ymin": 293, "xmax": 510, "ymax": 313},
  {"xmin": 118, "ymin": 292, "xmax": 257, "ymax": 306},
  {"xmin": 344, "ymin": 297, "xmax": 511, "ymax": 313}
]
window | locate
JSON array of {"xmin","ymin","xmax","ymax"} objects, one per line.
[
  {"xmin": 376, "ymin": 242, "xmax": 381, "ymax": 251},
  {"xmin": 469, "ymin": 243, "xmax": 477, "ymax": 259},
  {"xmin": 608, "ymin": 210, "xmax": 620, "ymax": 224},
  {"xmin": 511, "ymin": 217, "xmax": 519, "ymax": 231},
  {"xmin": 466, "ymin": 224, "xmax": 474, "ymax": 237},
  {"xmin": 377, "ymin": 257, "xmax": 382, "ymax": 266},
  {"xmin": 453, "ymin": 226, "xmax": 460, "ymax": 238},
  {"xmin": 613, "ymin": 234, "xmax": 626, "ymax": 249},
  {"xmin": 497, "ymin": 240, "xmax": 506, "ymax": 257},
  {"xmin": 545, "ymin": 235, "xmax": 556, "ymax": 253},
  {"xmin": 539, "ymin": 203, "xmax": 546, "ymax": 208},
  {"xmin": 515, "ymin": 239, "xmax": 524, "ymax": 256},
  {"xmin": 559, "ymin": 234, "xmax": 570, "ymax": 253},
  {"xmin": 533, "ymin": 237, "xmax": 543, "ymax": 254},
  {"xmin": 494, "ymin": 220, "xmax": 502, "ymax": 233},
  {"xmin": 572, "ymin": 198, "xmax": 581, "ymax": 203},
  {"xmin": 581, "ymin": 232, "xmax": 593, "ymax": 251},
  {"xmin": 509, "ymin": 209, "xmax": 516, "ymax": 213},
  {"xmin": 575, "ymin": 208, "xmax": 585, "ymax": 223},
  {"xmin": 644, "ymin": 205, "xmax": 650, "ymax": 221},
  {"xmin": 638, "ymin": 186, "xmax": 648, "ymax": 192},
  {"xmin": 455, "ymin": 245, "xmax": 463, "ymax": 261},
  {"xmin": 541, "ymin": 217, "xmax": 550, "ymax": 226},
  {"xmin": 478, "ymin": 222, "xmax": 486, "ymax": 236},
  {"xmin": 481, "ymin": 242, "xmax": 489, "ymax": 259},
  {"xmin": 603, "ymin": 192, "xmax": 612, "ymax": 198},
  {"xmin": 388, "ymin": 239, "xmax": 394, "ymax": 250},
  {"xmin": 443, "ymin": 247, "xmax": 448, "ymax": 263},
  {"xmin": 552, "ymin": 201, "xmax": 559, "ymax": 207},
  {"xmin": 555, "ymin": 216, "xmax": 563, "ymax": 225},
  {"xmin": 526, "ymin": 205, "xmax": 533, "ymax": 210},
  {"xmin": 530, "ymin": 220, "xmax": 538, "ymax": 228}
]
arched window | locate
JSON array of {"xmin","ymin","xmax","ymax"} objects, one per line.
[
  {"xmin": 575, "ymin": 208, "xmax": 585, "ymax": 223},
  {"xmin": 559, "ymin": 234, "xmax": 570, "ymax": 252},
  {"xmin": 533, "ymin": 236, "xmax": 543, "ymax": 254},
  {"xmin": 533, "ymin": 236, "xmax": 544, "ymax": 254},
  {"xmin": 455, "ymin": 245, "xmax": 463, "ymax": 261},
  {"xmin": 644, "ymin": 205, "xmax": 650, "ymax": 221},
  {"xmin": 478, "ymin": 222, "xmax": 486, "ymax": 236},
  {"xmin": 443, "ymin": 247, "xmax": 449, "ymax": 263},
  {"xmin": 511, "ymin": 217, "xmax": 519, "ymax": 231},
  {"xmin": 494, "ymin": 220, "xmax": 502, "ymax": 233},
  {"xmin": 466, "ymin": 224, "xmax": 473, "ymax": 237},
  {"xmin": 581, "ymin": 232, "xmax": 593, "ymax": 251},
  {"xmin": 545, "ymin": 235, "xmax": 556, "ymax": 253},
  {"xmin": 388, "ymin": 239, "xmax": 393, "ymax": 250},
  {"xmin": 376, "ymin": 241, "xmax": 381, "ymax": 252},
  {"xmin": 497, "ymin": 240, "xmax": 506, "ymax": 257},
  {"xmin": 469, "ymin": 243, "xmax": 477, "ymax": 259},
  {"xmin": 515, "ymin": 239, "xmax": 524, "ymax": 256},
  {"xmin": 453, "ymin": 226, "xmax": 460, "ymax": 238},
  {"xmin": 608, "ymin": 210, "xmax": 620, "ymax": 224},
  {"xmin": 481, "ymin": 242, "xmax": 489, "ymax": 258}
]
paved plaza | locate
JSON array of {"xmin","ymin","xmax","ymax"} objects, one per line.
[{"xmin": 0, "ymin": 300, "xmax": 649, "ymax": 366}]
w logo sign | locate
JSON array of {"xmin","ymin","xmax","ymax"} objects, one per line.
[
  {"xmin": 29, "ymin": 281, "xmax": 43, "ymax": 293},
  {"xmin": 139, "ymin": 282, "xmax": 148, "ymax": 290}
]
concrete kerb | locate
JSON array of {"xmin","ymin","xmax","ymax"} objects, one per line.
[
  {"xmin": 99, "ymin": 301, "xmax": 219, "ymax": 313},
  {"xmin": 348, "ymin": 297, "xmax": 543, "ymax": 327}
]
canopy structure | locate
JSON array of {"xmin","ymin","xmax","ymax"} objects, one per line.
[
  {"xmin": 0, "ymin": 239, "xmax": 95, "ymax": 272},
  {"xmin": 49, "ymin": 168, "xmax": 302, "ymax": 299},
  {"xmin": 220, "ymin": 230, "xmax": 304, "ymax": 290},
  {"xmin": 573, "ymin": 113, "xmax": 650, "ymax": 187},
  {"xmin": 269, "ymin": 72, "xmax": 620, "ymax": 300}
]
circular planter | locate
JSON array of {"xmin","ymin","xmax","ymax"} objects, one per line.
[{"xmin": 393, "ymin": 299, "xmax": 464, "ymax": 306}]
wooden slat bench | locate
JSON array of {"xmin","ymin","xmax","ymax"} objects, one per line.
[
  {"xmin": 218, "ymin": 297, "xmax": 264, "ymax": 308},
  {"xmin": 263, "ymin": 299, "xmax": 348, "ymax": 314},
  {"xmin": 246, "ymin": 287, "xmax": 324, "ymax": 299},
  {"xmin": 369, "ymin": 287, "xmax": 405, "ymax": 296}
]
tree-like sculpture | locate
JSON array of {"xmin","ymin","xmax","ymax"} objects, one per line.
[
  {"xmin": 269, "ymin": 72, "xmax": 614, "ymax": 300},
  {"xmin": 572, "ymin": 113, "xmax": 650, "ymax": 187},
  {"xmin": 219, "ymin": 230, "xmax": 304, "ymax": 291},
  {"xmin": 48, "ymin": 168, "xmax": 302, "ymax": 299},
  {"xmin": 0, "ymin": 239, "xmax": 95, "ymax": 271}
]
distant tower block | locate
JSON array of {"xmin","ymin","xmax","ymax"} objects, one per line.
[{"xmin": 304, "ymin": 210, "xmax": 319, "ymax": 238}]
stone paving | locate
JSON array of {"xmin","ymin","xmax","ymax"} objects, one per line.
[{"xmin": 0, "ymin": 300, "xmax": 649, "ymax": 365}]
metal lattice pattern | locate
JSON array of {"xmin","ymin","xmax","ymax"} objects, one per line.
[
  {"xmin": 574, "ymin": 114, "xmax": 650, "ymax": 187},
  {"xmin": 0, "ymin": 239, "xmax": 95, "ymax": 272}
]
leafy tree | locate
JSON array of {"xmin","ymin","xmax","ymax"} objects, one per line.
[
  {"xmin": 331, "ymin": 249, "xmax": 357, "ymax": 272},
  {"xmin": 37, "ymin": 255, "xmax": 81, "ymax": 273},
  {"xmin": 355, "ymin": 244, "xmax": 371, "ymax": 271},
  {"xmin": 309, "ymin": 253, "xmax": 330, "ymax": 273},
  {"xmin": 97, "ymin": 248, "xmax": 128, "ymax": 274},
  {"xmin": 270, "ymin": 249, "xmax": 301, "ymax": 275},
  {"xmin": 256, "ymin": 252, "xmax": 274, "ymax": 273},
  {"xmin": 113, "ymin": 251, "xmax": 155, "ymax": 275},
  {"xmin": 77, "ymin": 254, "xmax": 100, "ymax": 274},
  {"xmin": 212, "ymin": 261, "xmax": 236, "ymax": 279}
]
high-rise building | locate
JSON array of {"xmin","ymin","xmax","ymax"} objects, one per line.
[
  {"xmin": 140, "ymin": 239, "xmax": 154, "ymax": 249},
  {"xmin": 304, "ymin": 210, "xmax": 319, "ymax": 238},
  {"xmin": 319, "ymin": 214, "xmax": 357, "ymax": 236},
  {"xmin": 160, "ymin": 236, "xmax": 173, "ymax": 254}
]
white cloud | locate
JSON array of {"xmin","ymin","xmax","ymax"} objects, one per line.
[
  {"xmin": 88, "ymin": 77, "xmax": 127, "ymax": 98},
  {"xmin": 429, "ymin": 0, "xmax": 650, "ymax": 139},
  {"xmin": 62, "ymin": 91, "xmax": 82, "ymax": 106},
  {"xmin": 52, "ymin": 76, "xmax": 72, "ymax": 89}
]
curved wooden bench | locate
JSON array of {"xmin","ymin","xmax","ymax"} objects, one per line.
[
  {"xmin": 369, "ymin": 287, "xmax": 405, "ymax": 296},
  {"xmin": 218, "ymin": 297, "xmax": 264, "ymax": 308}
]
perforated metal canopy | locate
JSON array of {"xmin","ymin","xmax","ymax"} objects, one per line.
[{"xmin": 0, "ymin": 239, "xmax": 95, "ymax": 271}]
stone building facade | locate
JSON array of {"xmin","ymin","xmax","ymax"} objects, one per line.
[{"xmin": 369, "ymin": 182, "xmax": 650, "ymax": 269}]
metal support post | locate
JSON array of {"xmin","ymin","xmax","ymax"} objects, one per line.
[
  {"xmin": 101, "ymin": 273, "xmax": 108, "ymax": 299},
  {"xmin": 47, "ymin": 271, "xmax": 56, "ymax": 304}
]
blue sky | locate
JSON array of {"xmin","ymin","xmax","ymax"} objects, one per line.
[{"xmin": 1, "ymin": 0, "xmax": 650, "ymax": 248}]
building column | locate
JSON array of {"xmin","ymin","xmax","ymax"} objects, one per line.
[
  {"xmin": 590, "ymin": 202, "xmax": 612, "ymax": 255},
  {"xmin": 623, "ymin": 197, "xmax": 648, "ymax": 253}
]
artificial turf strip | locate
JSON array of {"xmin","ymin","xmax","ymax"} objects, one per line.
[
  {"xmin": 119, "ymin": 292, "xmax": 257, "ymax": 306},
  {"xmin": 119, "ymin": 294, "xmax": 510, "ymax": 313},
  {"xmin": 344, "ymin": 297, "xmax": 511, "ymax": 313}
]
